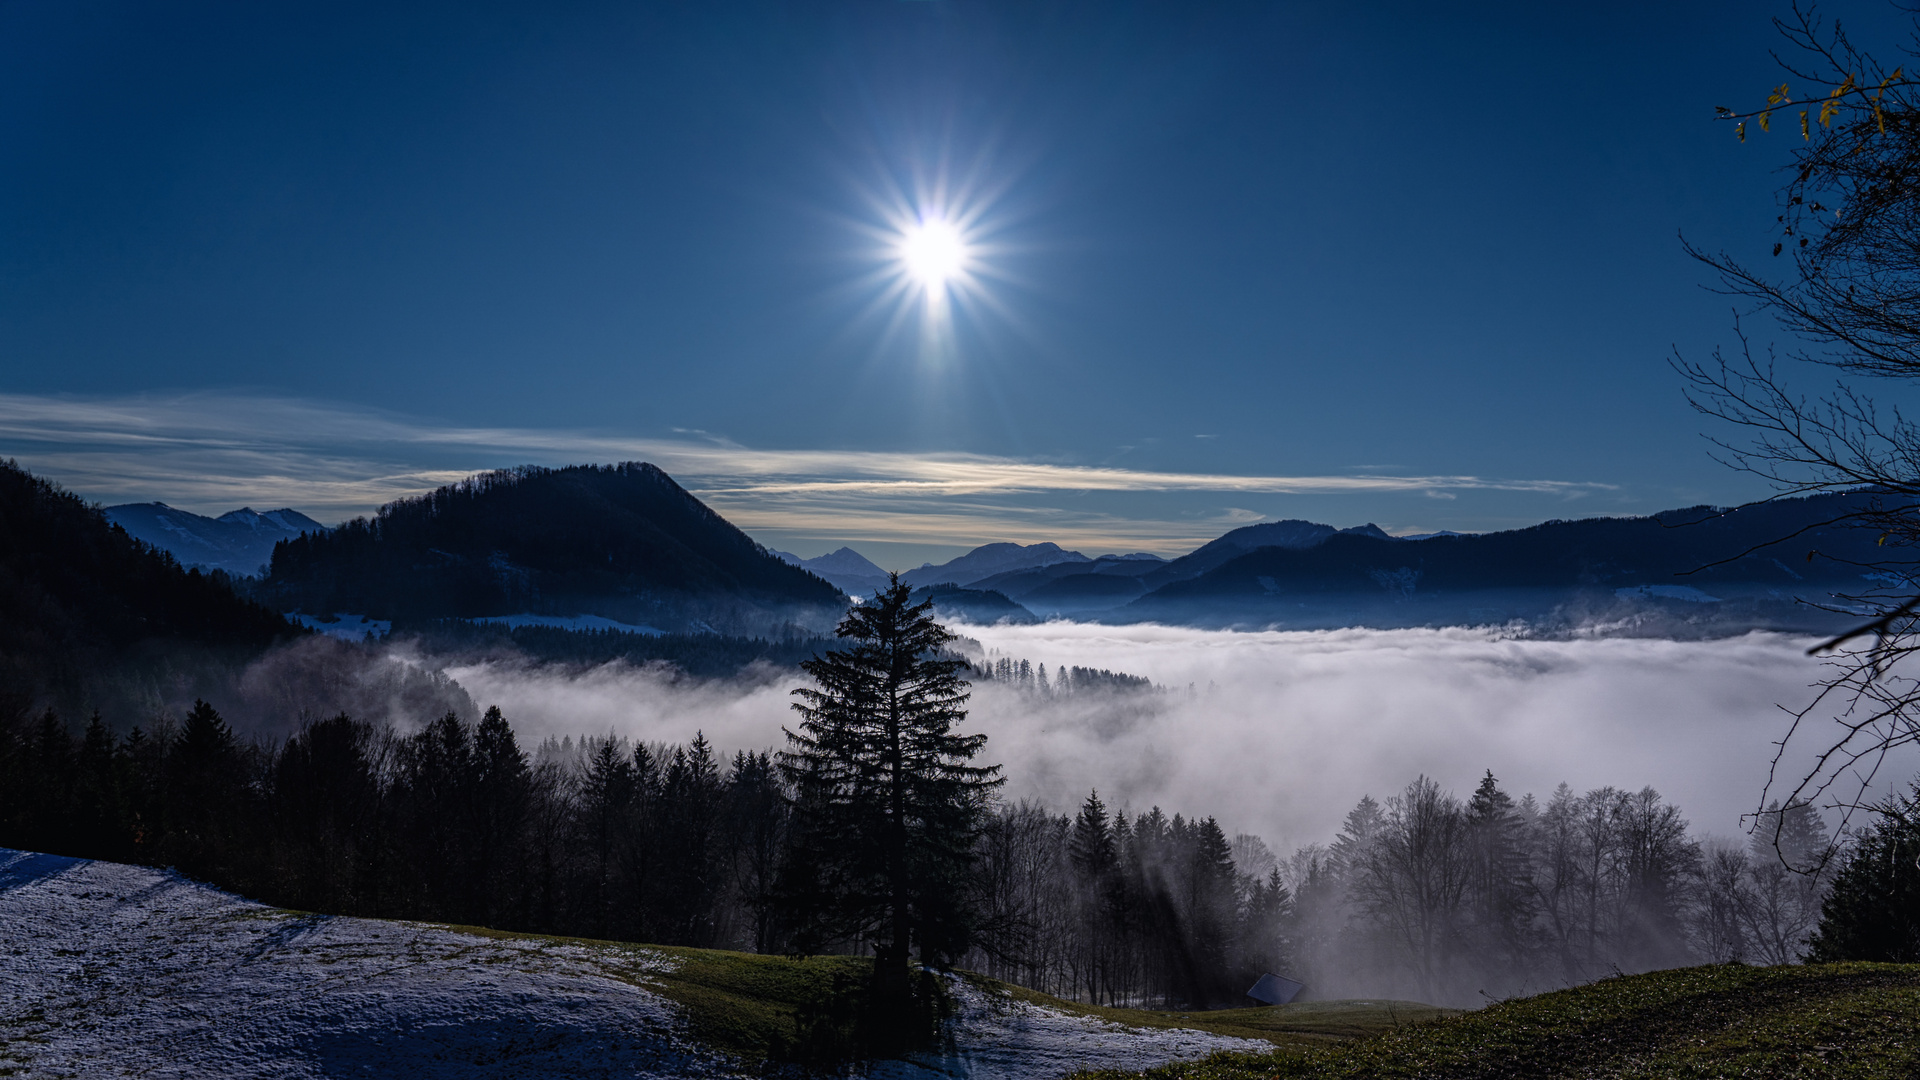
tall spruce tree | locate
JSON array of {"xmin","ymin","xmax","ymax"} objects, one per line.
[
  {"xmin": 781, "ymin": 575, "xmax": 1002, "ymax": 1008},
  {"xmin": 1807, "ymin": 782, "xmax": 1920, "ymax": 963}
]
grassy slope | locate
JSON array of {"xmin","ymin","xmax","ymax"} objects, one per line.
[
  {"xmin": 432, "ymin": 925, "xmax": 1920, "ymax": 1078},
  {"xmin": 433, "ymin": 922, "xmax": 1447, "ymax": 1064},
  {"xmin": 980, "ymin": 979, "xmax": 1455, "ymax": 1048},
  {"xmin": 1071, "ymin": 963, "xmax": 1920, "ymax": 1080},
  {"xmin": 432, "ymin": 923, "xmax": 872, "ymax": 1062}
]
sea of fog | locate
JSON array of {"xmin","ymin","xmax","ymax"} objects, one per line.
[{"xmin": 442, "ymin": 623, "xmax": 1917, "ymax": 855}]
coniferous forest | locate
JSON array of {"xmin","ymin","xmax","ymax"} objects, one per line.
[{"xmin": 2, "ymin": 686, "xmax": 1887, "ymax": 1008}]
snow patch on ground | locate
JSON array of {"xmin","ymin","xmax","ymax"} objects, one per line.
[
  {"xmin": 288, "ymin": 612, "xmax": 394, "ymax": 640},
  {"xmin": 0, "ymin": 850, "xmax": 1263, "ymax": 1078},
  {"xmin": 884, "ymin": 976, "xmax": 1269, "ymax": 1079},
  {"xmin": 476, "ymin": 614, "xmax": 664, "ymax": 635},
  {"xmin": 0, "ymin": 849, "xmax": 719, "ymax": 1078}
]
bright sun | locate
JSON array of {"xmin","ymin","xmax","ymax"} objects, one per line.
[{"xmin": 899, "ymin": 219, "xmax": 966, "ymax": 289}]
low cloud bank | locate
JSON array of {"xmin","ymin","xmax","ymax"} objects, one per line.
[{"xmin": 442, "ymin": 622, "xmax": 1914, "ymax": 850}]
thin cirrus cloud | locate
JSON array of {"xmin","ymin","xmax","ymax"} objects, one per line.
[{"xmin": 0, "ymin": 392, "xmax": 1615, "ymax": 551}]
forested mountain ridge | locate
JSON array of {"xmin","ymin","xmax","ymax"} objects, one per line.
[
  {"xmin": 261, "ymin": 463, "xmax": 846, "ymax": 633},
  {"xmin": 773, "ymin": 546, "xmax": 891, "ymax": 597},
  {"xmin": 1127, "ymin": 492, "xmax": 1896, "ymax": 631},
  {"xmin": 899, "ymin": 541, "xmax": 1091, "ymax": 588},
  {"xmin": 1135, "ymin": 520, "xmax": 1389, "ymax": 591},
  {"xmin": 0, "ymin": 461, "xmax": 298, "ymax": 715}
]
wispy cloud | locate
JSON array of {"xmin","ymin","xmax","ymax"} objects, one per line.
[{"xmin": 0, "ymin": 391, "xmax": 1616, "ymax": 553}]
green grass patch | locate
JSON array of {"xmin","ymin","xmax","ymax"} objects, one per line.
[
  {"xmin": 1069, "ymin": 963, "xmax": 1920, "ymax": 1080},
  {"xmin": 429, "ymin": 920, "xmax": 1461, "ymax": 1066},
  {"xmin": 429, "ymin": 922, "xmax": 875, "ymax": 1064},
  {"xmin": 971, "ymin": 976, "xmax": 1452, "ymax": 1048},
  {"xmin": 631, "ymin": 945, "xmax": 877, "ymax": 1063}
]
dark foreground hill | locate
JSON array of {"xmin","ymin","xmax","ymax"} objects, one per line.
[
  {"xmin": 0, "ymin": 461, "xmax": 296, "ymax": 717},
  {"xmin": 1073, "ymin": 962, "xmax": 1920, "ymax": 1080},
  {"xmin": 1126, "ymin": 493, "xmax": 1898, "ymax": 633},
  {"xmin": 261, "ymin": 463, "xmax": 847, "ymax": 634}
]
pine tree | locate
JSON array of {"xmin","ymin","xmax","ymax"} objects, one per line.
[
  {"xmin": 1068, "ymin": 790, "xmax": 1119, "ymax": 1002},
  {"xmin": 1185, "ymin": 816, "xmax": 1240, "ymax": 1002},
  {"xmin": 727, "ymin": 750, "xmax": 789, "ymax": 954},
  {"xmin": 473, "ymin": 706, "xmax": 531, "ymax": 924},
  {"xmin": 579, "ymin": 735, "xmax": 634, "ymax": 937},
  {"xmin": 165, "ymin": 700, "xmax": 245, "ymax": 880},
  {"xmin": 659, "ymin": 733, "xmax": 724, "ymax": 945},
  {"xmin": 75, "ymin": 713, "xmax": 124, "ymax": 856},
  {"xmin": 1807, "ymin": 783, "xmax": 1920, "ymax": 962},
  {"xmin": 780, "ymin": 575, "xmax": 1002, "ymax": 1014},
  {"xmin": 1464, "ymin": 771, "xmax": 1532, "ymax": 981},
  {"xmin": 271, "ymin": 713, "xmax": 382, "ymax": 912}
]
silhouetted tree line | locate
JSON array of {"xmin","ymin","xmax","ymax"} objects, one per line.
[
  {"xmin": 0, "ymin": 700, "xmax": 803, "ymax": 949},
  {"xmin": 4, "ymin": 698, "xmax": 1909, "ymax": 1010},
  {"xmin": 395, "ymin": 619, "xmax": 837, "ymax": 678},
  {"xmin": 0, "ymin": 700, "xmax": 1275, "ymax": 1007},
  {"xmin": 975, "ymin": 656, "xmax": 1156, "ymax": 695},
  {"xmin": 1278, "ymin": 774, "xmax": 1845, "ymax": 1004},
  {"xmin": 962, "ymin": 792, "xmax": 1291, "ymax": 1007},
  {"xmin": 946, "ymin": 772, "xmax": 1903, "ymax": 1009}
]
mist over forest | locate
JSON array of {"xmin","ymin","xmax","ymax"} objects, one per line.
[{"xmin": 434, "ymin": 621, "xmax": 1858, "ymax": 851}]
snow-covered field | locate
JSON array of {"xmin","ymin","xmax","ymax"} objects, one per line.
[{"xmin": 0, "ymin": 849, "xmax": 1264, "ymax": 1078}]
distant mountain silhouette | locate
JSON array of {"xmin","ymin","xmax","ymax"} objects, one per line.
[
  {"xmin": 1136, "ymin": 519, "xmax": 1390, "ymax": 591},
  {"xmin": 105, "ymin": 503, "xmax": 328, "ymax": 576},
  {"xmin": 1019, "ymin": 572, "xmax": 1152, "ymax": 615},
  {"xmin": 1126, "ymin": 494, "xmax": 1899, "ymax": 633},
  {"xmin": 899, "ymin": 542, "xmax": 1090, "ymax": 588},
  {"xmin": 0, "ymin": 461, "xmax": 296, "ymax": 715},
  {"xmin": 262, "ymin": 463, "xmax": 845, "ymax": 633},
  {"xmin": 961, "ymin": 554, "xmax": 1169, "ymax": 616},
  {"xmin": 773, "ymin": 546, "xmax": 891, "ymax": 597}
]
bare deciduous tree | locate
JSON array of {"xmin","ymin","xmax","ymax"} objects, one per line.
[{"xmin": 1677, "ymin": 3, "xmax": 1920, "ymax": 830}]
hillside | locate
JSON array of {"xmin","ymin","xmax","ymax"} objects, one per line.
[
  {"xmin": 105, "ymin": 502, "xmax": 327, "ymax": 576},
  {"xmin": 0, "ymin": 848, "xmax": 1278, "ymax": 1079},
  {"xmin": 261, "ymin": 463, "xmax": 847, "ymax": 634},
  {"xmin": 1071, "ymin": 962, "xmax": 1920, "ymax": 1080},
  {"xmin": 11, "ymin": 848, "xmax": 1913, "ymax": 1079},
  {"xmin": 0, "ymin": 461, "xmax": 296, "ymax": 715}
]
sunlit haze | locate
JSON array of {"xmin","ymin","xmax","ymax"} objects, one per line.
[
  {"xmin": 5, "ymin": 2, "xmax": 1905, "ymax": 555},
  {"xmin": 899, "ymin": 218, "xmax": 967, "ymax": 290}
]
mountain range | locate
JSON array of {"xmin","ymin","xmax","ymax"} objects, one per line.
[
  {"xmin": 1120, "ymin": 496, "xmax": 1895, "ymax": 632},
  {"xmin": 103, "ymin": 503, "xmax": 328, "ymax": 577},
  {"xmin": 92, "ymin": 458, "xmax": 1905, "ymax": 637},
  {"xmin": 259, "ymin": 463, "xmax": 845, "ymax": 634},
  {"xmin": 770, "ymin": 498, "xmax": 1894, "ymax": 632},
  {"xmin": 772, "ymin": 547, "xmax": 892, "ymax": 597}
]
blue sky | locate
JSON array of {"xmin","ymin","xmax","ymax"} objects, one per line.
[{"xmin": 1, "ymin": 0, "xmax": 1901, "ymax": 567}]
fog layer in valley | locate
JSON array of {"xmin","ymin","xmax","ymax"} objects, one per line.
[{"xmin": 441, "ymin": 622, "xmax": 1901, "ymax": 848}]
